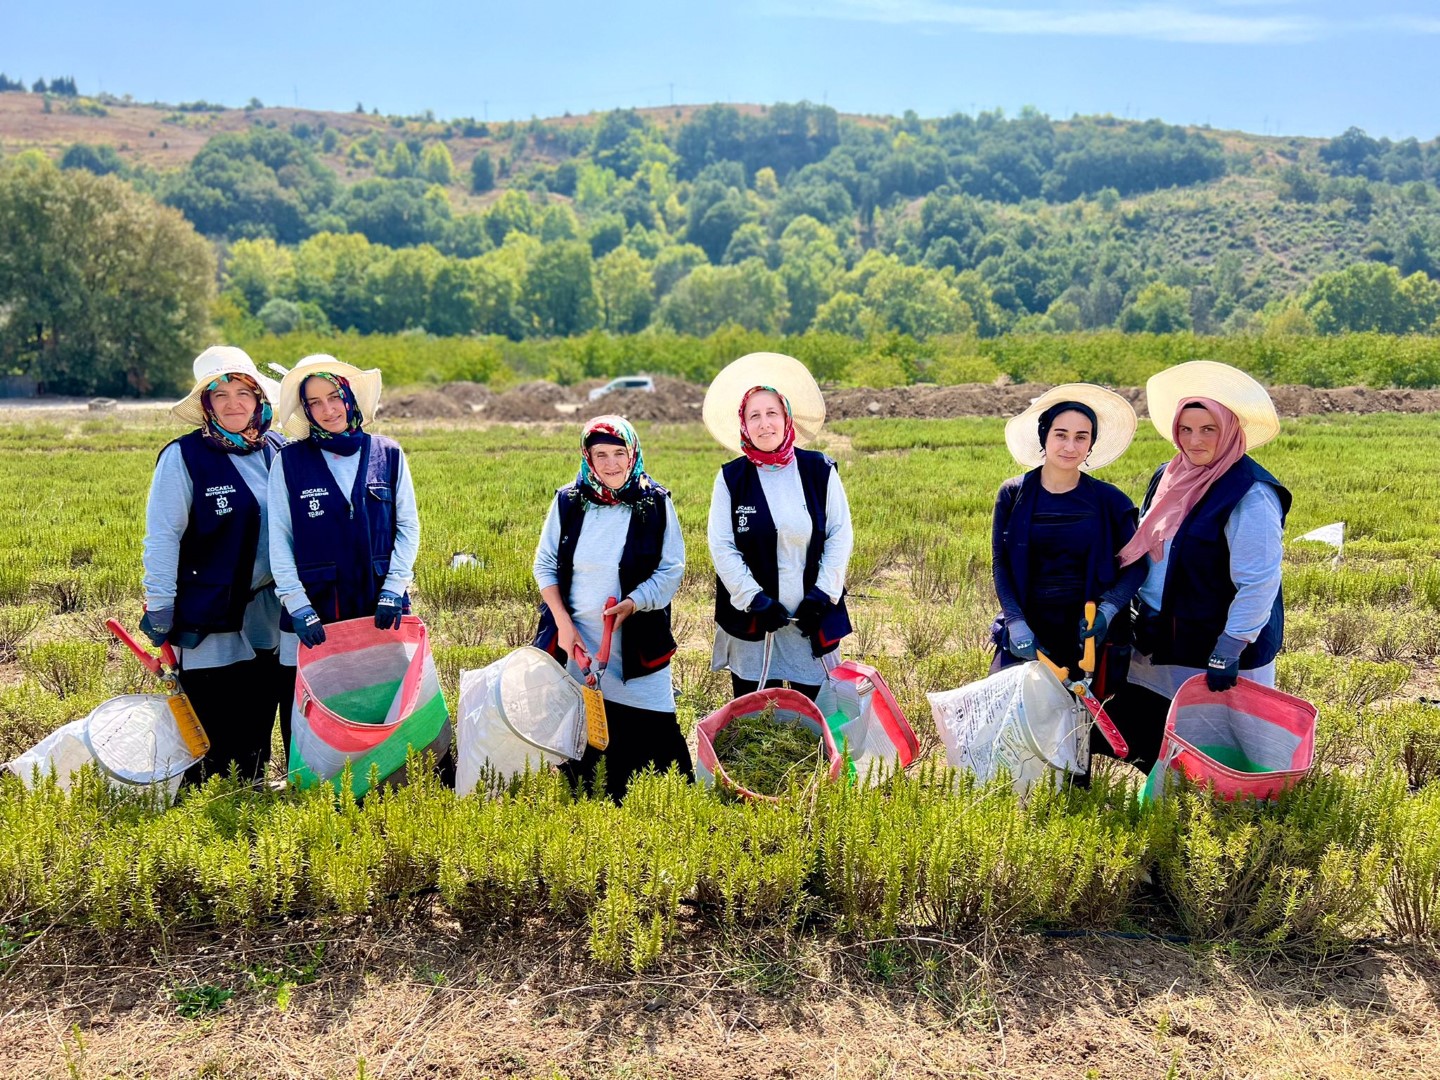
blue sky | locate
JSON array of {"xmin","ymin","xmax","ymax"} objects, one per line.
[{"xmin": 6, "ymin": 1, "xmax": 1437, "ymax": 139}]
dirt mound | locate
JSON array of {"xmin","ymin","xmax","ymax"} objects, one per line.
[{"xmin": 379, "ymin": 377, "xmax": 1440, "ymax": 424}]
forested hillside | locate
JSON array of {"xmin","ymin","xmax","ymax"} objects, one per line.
[{"xmin": 2, "ymin": 82, "xmax": 1439, "ymax": 392}]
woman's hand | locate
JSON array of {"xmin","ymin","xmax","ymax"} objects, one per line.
[
  {"xmin": 556, "ymin": 620, "xmax": 589, "ymax": 669},
  {"xmin": 603, "ymin": 597, "xmax": 637, "ymax": 626}
]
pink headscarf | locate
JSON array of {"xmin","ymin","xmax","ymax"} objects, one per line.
[
  {"xmin": 739, "ymin": 385, "xmax": 797, "ymax": 470},
  {"xmin": 1118, "ymin": 397, "xmax": 1248, "ymax": 566}
]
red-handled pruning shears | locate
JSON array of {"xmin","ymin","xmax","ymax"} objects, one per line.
[
  {"xmin": 1037, "ymin": 602, "xmax": 1129, "ymax": 759},
  {"xmin": 577, "ymin": 596, "xmax": 619, "ymax": 689}
]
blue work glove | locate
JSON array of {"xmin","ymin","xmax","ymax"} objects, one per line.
[
  {"xmin": 1006, "ymin": 618, "xmax": 1038, "ymax": 662},
  {"xmin": 293, "ymin": 606, "xmax": 327, "ymax": 649},
  {"xmin": 793, "ymin": 587, "xmax": 831, "ymax": 637},
  {"xmin": 1078, "ymin": 606, "xmax": 1111, "ymax": 651},
  {"xmin": 748, "ymin": 593, "xmax": 791, "ymax": 635},
  {"xmin": 139, "ymin": 607, "xmax": 173, "ymax": 647},
  {"xmin": 375, "ymin": 591, "xmax": 404, "ymax": 631},
  {"xmin": 1206, "ymin": 633, "xmax": 1245, "ymax": 692}
]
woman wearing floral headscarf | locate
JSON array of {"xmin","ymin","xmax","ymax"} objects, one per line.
[
  {"xmin": 141, "ymin": 345, "xmax": 287, "ymax": 783},
  {"xmin": 1101, "ymin": 361, "xmax": 1291, "ymax": 773},
  {"xmin": 533, "ymin": 415, "xmax": 691, "ymax": 801},
  {"xmin": 704, "ymin": 353, "xmax": 853, "ymax": 701},
  {"xmin": 268, "ymin": 356, "xmax": 420, "ymax": 751}
]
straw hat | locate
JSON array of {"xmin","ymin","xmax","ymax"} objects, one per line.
[
  {"xmin": 171, "ymin": 346, "xmax": 281, "ymax": 427},
  {"xmin": 1004, "ymin": 383, "xmax": 1137, "ymax": 470},
  {"xmin": 702, "ymin": 352, "xmax": 826, "ymax": 456},
  {"xmin": 275, "ymin": 355, "xmax": 383, "ymax": 439},
  {"xmin": 1146, "ymin": 361, "xmax": 1280, "ymax": 451}
]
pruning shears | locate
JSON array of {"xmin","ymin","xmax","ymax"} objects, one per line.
[{"xmin": 1036, "ymin": 601, "xmax": 1129, "ymax": 758}]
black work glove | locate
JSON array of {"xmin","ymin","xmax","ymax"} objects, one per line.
[
  {"xmin": 1078, "ymin": 607, "xmax": 1110, "ymax": 653},
  {"xmin": 793, "ymin": 587, "xmax": 831, "ymax": 636},
  {"xmin": 1006, "ymin": 618, "xmax": 1038, "ymax": 662},
  {"xmin": 748, "ymin": 593, "xmax": 791, "ymax": 635},
  {"xmin": 139, "ymin": 607, "xmax": 173, "ymax": 647},
  {"xmin": 375, "ymin": 591, "xmax": 404, "ymax": 631},
  {"xmin": 1206, "ymin": 634, "xmax": 1245, "ymax": 692},
  {"xmin": 293, "ymin": 606, "xmax": 327, "ymax": 649}
]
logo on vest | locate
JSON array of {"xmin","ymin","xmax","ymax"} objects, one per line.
[
  {"xmin": 736, "ymin": 504, "xmax": 756, "ymax": 533},
  {"xmin": 205, "ymin": 484, "xmax": 236, "ymax": 517},
  {"xmin": 301, "ymin": 486, "xmax": 329, "ymax": 519}
]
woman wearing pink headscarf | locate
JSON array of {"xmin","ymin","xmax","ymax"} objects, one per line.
[{"xmin": 1098, "ymin": 362, "xmax": 1291, "ymax": 772}]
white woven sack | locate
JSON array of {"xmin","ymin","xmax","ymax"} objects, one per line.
[
  {"xmin": 928, "ymin": 662, "xmax": 1086, "ymax": 794},
  {"xmin": 456, "ymin": 647, "xmax": 588, "ymax": 795},
  {"xmin": 5, "ymin": 694, "xmax": 194, "ymax": 802}
]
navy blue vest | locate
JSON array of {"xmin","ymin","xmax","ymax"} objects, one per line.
[
  {"xmin": 166, "ymin": 430, "xmax": 277, "ymax": 646},
  {"xmin": 1138, "ymin": 455, "xmax": 1292, "ymax": 669},
  {"xmin": 278, "ymin": 434, "xmax": 405, "ymax": 627},
  {"xmin": 538, "ymin": 485, "xmax": 677, "ymax": 681},
  {"xmin": 714, "ymin": 448, "xmax": 852, "ymax": 656}
]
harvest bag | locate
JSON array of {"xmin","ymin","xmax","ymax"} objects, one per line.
[
  {"xmin": 5, "ymin": 694, "xmax": 198, "ymax": 802},
  {"xmin": 928, "ymin": 661, "xmax": 1087, "ymax": 794},
  {"xmin": 455, "ymin": 646, "xmax": 588, "ymax": 795},
  {"xmin": 289, "ymin": 615, "xmax": 450, "ymax": 798},
  {"xmin": 816, "ymin": 660, "xmax": 919, "ymax": 785},
  {"xmin": 1143, "ymin": 674, "xmax": 1317, "ymax": 802},
  {"xmin": 696, "ymin": 688, "xmax": 843, "ymax": 802}
]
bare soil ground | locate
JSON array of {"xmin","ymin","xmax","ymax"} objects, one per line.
[{"xmin": 2, "ymin": 920, "xmax": 1436, "ymax": 1079}]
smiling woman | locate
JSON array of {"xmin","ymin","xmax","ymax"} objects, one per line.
[{"xmin": 532, "ymin": 414, "xmax": 693, "ymax": 802}]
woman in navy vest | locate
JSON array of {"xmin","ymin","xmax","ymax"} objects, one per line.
[
  {"xmin": 990, "ymin": 384, "xmax": 1147, "ymax": 679},
  {"xmin": 141, "ymin": 346, "xmax": 287, "ymax": 784},
  {"xmin": 267, "ymin": 356, "xmax": 420, "ymax": 738},
  {"xmin": 704, "ymin": 352, "xmax": 853, "ymax": 701},
  {"xmin": 1102, "ymin": 361, "xmax": 1290, "ymax": 772},
  {"xmin": 533, "ymin": 415, "xmax": 691, "ymax": 802}
]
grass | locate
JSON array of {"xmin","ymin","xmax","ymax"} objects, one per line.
[
  {"xmin": 0, "ymin": 410, "xmax": 1439, "ymax": 973},
  {"xmin": 711, "ymin": 702, "xmax": 822, "ymax": 796}
]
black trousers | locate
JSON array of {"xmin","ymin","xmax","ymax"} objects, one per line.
[
  {"xmin": 1089, "ymin": 677, "xmax": 1171, "ymax": 775},
  {"xmin": 561, "ymin": 699, "xmax": 695, "ymax": 803},
  {"xmin": 276, "ymin": 660, "xmax": 297, "ymax": 767},
  {"xmin": 730, "ymin": 674, "xmax": 822, "ymax": 702},
  {"xmin": 179, "ymin": 651, "xmax": 282, "ymax": 785}
]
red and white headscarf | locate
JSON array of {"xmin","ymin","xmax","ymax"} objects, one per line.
[
  {"xmin": 738, "ymin": 385, "xmax": 796, "ymax": 471},
  {"xmin": 1118, "ymin": 396, "xmax": 1247, "ymax": 566}
]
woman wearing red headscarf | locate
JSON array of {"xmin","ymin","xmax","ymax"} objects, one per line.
[
  {"xmin": 1101, "ymin": 362, "xmax": 1291, "ymax": 772},
  {"xmin": 704, "ymin": 353, "xmax": 853, "ymax": 701}
]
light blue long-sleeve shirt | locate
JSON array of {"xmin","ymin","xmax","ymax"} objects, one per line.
[
  {"xmin": 533, "ymin": 495, "xmax": 685, "ymax": 712},
  {"xmin": 1131, "ymin": 482, "xmax": 1284, "ymax": 695},
  {"xmin": 142, "ymin": 440, "xmax": 280, "ymax": 670},
  {"xmin": 268, "ymin": 441, "xmax": 420, "ymax": 664}
]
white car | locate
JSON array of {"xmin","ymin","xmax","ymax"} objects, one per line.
[{"xmin": 588, "ymin": 376, "xmax": 656, "ymax": 402}]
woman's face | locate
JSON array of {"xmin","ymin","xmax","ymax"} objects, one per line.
[
  {"xmin": 588, "ymin": 442, "xmax": 634, "ymax": 489},
  {"xmin": 303, "ymin": 377, "xmax": 350, "ymax": 434},
  {"xmin": 744, "ymin": 390, "xmax": 787, "ymax": 453},
  {"xmin": 1043, "ymin": 409, "xmax": 1093, "ymax": 472},
  {"xmin": 209, "ymin": 380, "xmax": 259, "ymax": 434},
  {"xmin": 1176, "ymin": 406, "xmax": 1221, "ymax": 466}
]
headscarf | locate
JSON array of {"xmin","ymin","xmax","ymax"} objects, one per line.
[
  {"xmin": 738, "ymin": 385, "xmax": 796, "ymax": 471},
  {"xmin": 577, "ymin": 415, "xmax": 659, "ymax": 506},
  {"xmin": 1118, "ymin": 397, "xmax": 1248, "ymax": 566},
  {"xmin": 200, "ymin": 373, "xmax": 272, "ymax": 454},
  {"xmin": 1037, "ymin": 400, "xmax": 1098, "ymax": 457},
  {"xmin": 301, "ymin": 372, "xmax": 366, "ymax": 456}
]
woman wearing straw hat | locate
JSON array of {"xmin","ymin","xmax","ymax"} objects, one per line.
[
  {"xmin": 1103, "ymin": 360, "xmax": 1291, "ymax": 772},
  {"xmin": 267, "ymin": 356, "xmax": 421, "ymax": 745},
  {"xmin": 705, "ymin": 353, "xmax": 853, "ymax": 701},
  {"xmin": 991, "ymin": 384, "xmax": 1148, "ymax": 678},
  {"xmin": 141, "ymin": 345, "xmax": 288, "ymax": 783},
  {"xmin": 533, "ymin": 415, "xmax": 692, "ymax": 802}
]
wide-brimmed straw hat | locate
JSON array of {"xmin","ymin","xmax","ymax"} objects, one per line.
[
  {"xmin": 702, "ymin": 352, "xmax": 825, "ymax": 456},
  {"xmin": 171, "ymin": 346, "xmax": 281, "ymax": 427},
  {"xmin": 275, "ymin": 355, "xmax": 383, "ymax": 439},
  {"xmin": 1146, "ymin": 361, "xmax": 1280, "ymax": 451},
  {"xmin": 1004, "ymin": 383, "xmax": 1137, "ymax": 470}
]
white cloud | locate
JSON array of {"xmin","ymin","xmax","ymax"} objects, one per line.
[{"xmin": 785, "ymin": 1, "xmax": 1326, "ymax": 44}]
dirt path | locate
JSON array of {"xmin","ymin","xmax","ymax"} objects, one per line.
[{"xmin": 2, "ymin": 922, "xmax": 1437, "ymax": 1078}]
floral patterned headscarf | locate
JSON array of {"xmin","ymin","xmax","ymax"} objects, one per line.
[
  {"xmin": 738, "ymin": 385, "xmax": 796, "ymax": 470},
  {"xmin": 301, "ymin": 373, "xmax": 366, "ymax": 455},
  {"xmin": 200, "ymin": 373, "xmax": 272, "ymax": 454}
]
